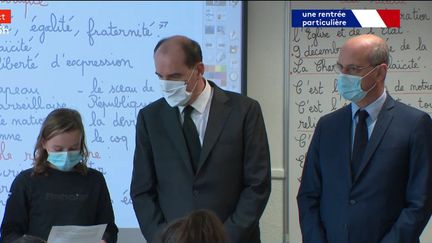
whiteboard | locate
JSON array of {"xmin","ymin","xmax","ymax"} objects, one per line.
[
  {"xmin": 0, "ymin": 0, "xmax": 245, "ymax": 231},
  {"xmin": 287, "ymin": 1, "xmax": 432, "ymax": 243}
]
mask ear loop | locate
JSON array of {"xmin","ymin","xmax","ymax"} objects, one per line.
[
  {"xmin": 185, "ymin": 66, "xmax": 196, "ymax": 85},
  {"xmin": 185, "ymin": 66, "xmax": 199, "ymax": 94},
  {"xmin": 360, "ymin": 65, "xmax": 379, "ymax": 80},
  {"xmin": 361, "ymin": 65, "xmax": 380, "ymax": 93}
]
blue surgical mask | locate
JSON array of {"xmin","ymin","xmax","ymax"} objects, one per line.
[
  {"xmin": 47, "ymin": 151, "xmax": 82, "ymax": 171},
  {"xmin": 336, "ymin": 66, "xmax": 378, "ymax": 103},
  {"xmin": 160, "ymin": 67, "xmax": 198, "ymax": 107}
]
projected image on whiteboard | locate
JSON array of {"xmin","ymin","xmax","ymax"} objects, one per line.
[{"xmin": 0, "ymin": 1, "xmax": 245, "ymax": 228}]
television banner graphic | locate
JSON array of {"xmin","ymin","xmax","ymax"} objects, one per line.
[{"xmin": 292, "ymin": 9, "xmax": 400, "ymax": 28}]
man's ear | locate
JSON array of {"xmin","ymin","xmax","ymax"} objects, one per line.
[
  {"xmin": 196, "ymin": 62, "xmax": 205, "ymax": 76},
  {"xmin": 377, "ymin": 63, "xmax": 388, "ymax": 80}
]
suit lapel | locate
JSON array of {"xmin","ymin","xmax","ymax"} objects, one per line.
[
  {"xmin": 353, "ymin": 95, "xmax": 395, "ymax": 183},
  {"xmin": 161, "ymin": 105, "xmax": 194, "ymax": 174},
  {"xmin": 197, "ymin": 82, "xmax": 232, "ymax": 174}
]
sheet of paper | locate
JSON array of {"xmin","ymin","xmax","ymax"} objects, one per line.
[{"xmin": 47, "ymin": 224, "xmax": 107, "ymax": 243}]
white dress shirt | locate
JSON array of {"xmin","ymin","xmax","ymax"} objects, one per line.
[{"xmin": 178, "ymin": 78, "xmax": 213, "ymax": 145}]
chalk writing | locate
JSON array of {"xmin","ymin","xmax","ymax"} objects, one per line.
[
  {"xmin": 418, "ymin": 97, "xmax": 432, "ymax": 110},
  {"xmin": 0, "ymin": 168, "xmax": 21, "ymax": 178},
  {"xmin": 113, "ymin": 112, "xmax": 136, "ymax": 127},
  {"xmin": 109, "ymin": 135, "xmax": 128, "ymax": 150},
  {"xmin": 30, "ymin": 13, "xmax": 74, "ymax": 44},
  {"xmin": 297, "ymin": 116, "xmax": 317, "ymax": 130},
  {"xmin": 89, "ymin": 111, "xmax": 106, "ymax": 127},
  {"xmin": 142, "ymin": 79, "xmax": 155, "ymax": 93},
  {"xmin": 87, "ymin": 160, "xmax": 107, "ymax": 175},
  {"xmin": 381, "ymin": 28, "xmax": 403, "ymax": 36},
  {"xmin": 109, "ymin": 84, "xmax": 137, "ymax": 94},
  {"xmin": 399, "ymin": 38, "xmax": 410, "ymax": 51},
  {"xmin": 305, "ymin": 28, "xmax": 331, "ymax": 47},
  {"xmin": 388, "ymin": 56, "xmax": 420, "ymax": 70},
  {"xmin": 51, "ymin": 53, "xmax": 134, "ymax": 76},
  {"xmin": 314, "ymin": 58, "xmax": 334, "ymax": 73},
  {"xmin": 120, "ymin": 189, "xmax": 132, "ymax": 205},
  {"xmin": 0, "ymin": 133, "xmax": 22, "ymax": 141},
  {"xmin": 0, "ymin": 185, "xmax": 9, "ymax": 194},
  {"xmin": 91, "ymin": 77, "xmax": 104, "ymax": 94},
  {"xmin": 0, "ymin": 142, "xmax": 13, "ymax": 160},
  {"xmin": 295, "ymin": 100, "xmax": 323, "ymax": 114},
  {"xmin": 88, "ymin": 151, "xmax": 101, "ymax": 159},
  {"xmin": 410, "ymin": 79, "xmax": 432, "ymax": 91},
  {"xmin": 23, "ymin": 152, "xmax": 34, "ymax": 161},
  {"xmin": 11, "ymin": 115, "xmax": 44, "ymax": 126},
  {"xmin": 292, "ymin": 58, "xmax": 308, "ymax": 73},
  {"xmin": 87, "ymin": 18, "xmax": 166, "ymax": 46},
  {"xmin": 0, "ymin": 96, "xmax": 66, "ymax": 110},
  {"xmin": 0, "ymin": 55, "xmax": 38, "ymax": 70},
  {"xmin": 0, "ymin": 86, "xmax": 40, "ymax": 104},
  {"xmin": 400, "ymin": 8, "xmax": 430, "ymax": 21},
  {"xmin": 304, "ymin": 41, "xmax": 340, "ymax": 58},
  {"xmin": 0, "ymin": 38, "xmax": 32, "ymax": 53},
  {"xmin": 91, "ymin": 129, "xmax": 104, "ymax": 144},
  {"xmin": 415, "ymin": 37, "xmax": 427, "ymax": 51},
  {"xmin": 87, "ymin": 94, "xmax": 146, "ymax": 117},
  {"xmin": 0, "ymin": 115, "xmax": 6, "ymax": 125}
]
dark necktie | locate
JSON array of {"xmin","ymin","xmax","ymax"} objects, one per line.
[
  {"xmin": 182, "ymin": 106, "xmax": 201, "ymax": 172},
  {"xmin": 351, "ymin": 110, "xmax": 369, "ymax": 177}
]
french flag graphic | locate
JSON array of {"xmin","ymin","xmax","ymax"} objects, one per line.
[
  {"xmin": 352, "ymin": 9, "xmax": 400, "ymax": 27},
  {"xmin": 291, "ymin": 9, "xmax": 400, "ymax": 28}
]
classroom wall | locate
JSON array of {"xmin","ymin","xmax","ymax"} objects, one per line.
[{"xmin": 247, "ymin": 2, "xmax": 286, "ymax": 243}]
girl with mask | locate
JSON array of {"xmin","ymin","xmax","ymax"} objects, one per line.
[{"xmin": 0, "ymin": 108, "xmax": 118, "ymax": 243}]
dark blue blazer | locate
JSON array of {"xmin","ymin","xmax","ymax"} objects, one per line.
[
  {"xmin": 130, "ymin": 81, "xmax": 271, "ymax": 243},
  {"xmin": 297, "ymin": 95, "xmax": 432, "ymax": 243}
]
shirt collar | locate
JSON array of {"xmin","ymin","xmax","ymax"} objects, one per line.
[
  {"xmin": 351, "ymin": 89, "xmax": 387, "ymax": 122},
  {"xmin": 179, "ymin": 78, "xmax": 211, "ymax": 114}
]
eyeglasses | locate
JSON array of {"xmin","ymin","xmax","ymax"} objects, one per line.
[{"xmin": 334, "ymin": 63, "xmax": 375, "ymax": 75}]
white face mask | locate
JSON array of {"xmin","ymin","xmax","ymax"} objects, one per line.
[{"xmin": 160, "ymin": 67, "xmax": 198, "ymax": 107}]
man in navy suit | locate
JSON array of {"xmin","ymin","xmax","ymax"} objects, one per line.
[
  {"xmin": 130, "ymin": 35, "xmax": 271, "ymax": 243},
  {"xmin": 297, "ymin": 34, "xmax": 432, "ymax": 243}
]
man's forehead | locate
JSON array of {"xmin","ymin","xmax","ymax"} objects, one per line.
[
  {"xmin": 155, "ymin": 43, "xmax": 185, "ymax": 61},
  {"xmin": 156, "ymin": 38, "xmax": 183, "ymax": 53},
  {"xmin": 339, "ymin": 43, "xmax": 370, "ymax": 63}
]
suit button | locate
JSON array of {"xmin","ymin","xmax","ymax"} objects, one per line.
[
  {"xmin": 349, "ymin": 199, "xmax": 356, "ymax": 205},
  {"xmin": 193, "ymin": 190, "xmax": 199, "ymax": 196}
]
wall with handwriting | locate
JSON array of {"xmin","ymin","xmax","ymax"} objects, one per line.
[
  {"xmin": 287, "ymin": 1, "xmax": 432, "ymax": 242},
  {"xmin": 0, "ymin": 1, "xmax": 244, "ymax": 234}
]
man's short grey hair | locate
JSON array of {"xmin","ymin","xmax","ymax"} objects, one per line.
[{"xmin": 369, "ymin": 41, "xmax": 389, "ymax": 65}]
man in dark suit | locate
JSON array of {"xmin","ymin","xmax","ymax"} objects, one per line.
[
  {"xmin": 297, "ymin": 34, "xmax": 432, "ymax": 243},
  {"xmin": 130, "ymin": 35, "xmax": 271, "ymax": 243}
]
